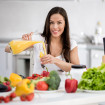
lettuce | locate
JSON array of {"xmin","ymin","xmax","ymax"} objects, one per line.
[{"xmin": 78, "ymin": 63, "xmax": 105, "ymax": 90}]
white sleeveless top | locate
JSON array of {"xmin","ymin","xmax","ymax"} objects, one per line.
[{"xmin": 32, "ymin": 34, "xmax": 77, "ymax": 75}]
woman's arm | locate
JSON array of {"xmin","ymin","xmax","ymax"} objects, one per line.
[
  {"xmin": 55, "ymin": 47, "xmax": 80, "ymax": 72},
  {"xmin": 40, "ymin": 47, "xmax": 80, "ymax": 72}
]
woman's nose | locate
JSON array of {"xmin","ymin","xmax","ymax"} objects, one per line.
[{"xmin": 53, "ymin": 23, "xmax": 58, "ymax": 29}]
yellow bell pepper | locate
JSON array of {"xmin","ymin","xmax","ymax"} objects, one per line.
[
  {"xmin": 10, "ymin": 73, "xmax": 22, "ymax": 87},
  {"xmin": 15, "ymin": 79, "xmax": 34, "ymax": 96}
]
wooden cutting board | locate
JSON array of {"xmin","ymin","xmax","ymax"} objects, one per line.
[
  {"xmin": 103, "ymin": 38, "xmax": 105, "ymax": 63},
  {"xmin": 102, "ymin": 55, "xmax": 105, "ymax": 63}
]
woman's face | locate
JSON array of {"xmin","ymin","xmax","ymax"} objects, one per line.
[{"xmin": 50, "ymin": 14, "xmax": 65, "ymax": 38}]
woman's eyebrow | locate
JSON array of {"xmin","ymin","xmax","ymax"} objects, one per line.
[
  {"xmin": 50, "ymin": 20, "xmax": 63, "ymax": 21},
  {"xmin": 58, "ymin": 20, "xmax": 63, "ymax": 22}
]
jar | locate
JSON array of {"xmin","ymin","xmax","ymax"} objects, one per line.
[{"xmin": 70, "ymin": 65, "xmax": 86, "ymax": 83}]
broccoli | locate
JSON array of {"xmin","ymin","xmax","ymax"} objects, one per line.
[{"xmin": 46, "ymin": 70, "xmax": 61, "ymax": 90}]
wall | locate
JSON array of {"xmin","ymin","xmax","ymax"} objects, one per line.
[{"xmin": 0, "ymin": 0, "xmax": 105, "ymax": 39}]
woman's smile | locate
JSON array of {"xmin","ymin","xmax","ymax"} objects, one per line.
[{"xmin": 52, "ymin": 30, "xmax": 59, "ymax": 35}]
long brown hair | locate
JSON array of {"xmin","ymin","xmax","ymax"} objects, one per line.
[{"xmin": 41, "ymin": 7, "xmax": 70, "ymax": 62}]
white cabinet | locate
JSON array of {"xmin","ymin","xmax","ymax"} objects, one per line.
[
  {"xmin": 78, "ymin": 48, "xmax": 90, "ymax": 68},
  {"xmin": 0, "ymin": 43, "xmax": 13, "ymax": 77},
  {"xmin": 78, "ymin": 44, "xmax": 104, "ymax": 69},
  {"xmin": 91, "ymin": 49, "xmax": 104, "ymax": 68}
]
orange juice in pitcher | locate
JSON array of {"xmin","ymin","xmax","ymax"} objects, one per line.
[{"xmin": 9, "ymin": 40, "xmax": 46, "ymax": 55}]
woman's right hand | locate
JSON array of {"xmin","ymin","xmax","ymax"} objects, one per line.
[{"xmin": 22, "ymin": 32, "xmax": 33, "ymax": 40}]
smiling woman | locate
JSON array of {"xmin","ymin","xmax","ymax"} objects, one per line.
[{"xmin": 5, "ymin": 7, "xmax": 80, "ymax": 83}]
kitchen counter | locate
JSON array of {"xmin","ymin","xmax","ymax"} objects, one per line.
[
  {"xmin": 78, "ymin": 43, "xmax": 103, "ymax": 50},
  {"xmin": 0, "ymin": 89, "xmax": 105, "ymax": 105}
]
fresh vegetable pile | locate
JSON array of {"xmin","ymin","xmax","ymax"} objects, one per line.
[
  {"xmin": 0, "ymin": 70, "xmax": 61, "ymax": 103},
  {"xmin": 31, "ymin": 70, "xmax": 61, "ymax": 90},
  {"xmin": 78, "ymin": 63, "xmax": 105, "ymax": 90}
]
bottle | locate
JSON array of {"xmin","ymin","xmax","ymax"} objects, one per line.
[{"xmin": 95, "ymin": 21, "xmax": 102, "ymax": 35}]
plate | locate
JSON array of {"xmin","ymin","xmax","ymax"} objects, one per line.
[
  {"xmin": 0, "ymin": 88, "xmax": 15, "ymax": 96},
  {"xmin": 77, "ymin": 89, "xmax": 105, "ymax": 93},
  {"xmin": 35, "ymin": 87, "xmax": 64, "ymax": 94},
  {"xmin": 34, "ymin": 87, "xmax": 65, "ymax": 98}
]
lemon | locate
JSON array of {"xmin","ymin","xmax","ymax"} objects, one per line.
[{"xmin": 40, "ymin": 52, "xmax": 44, "ymax": 58}]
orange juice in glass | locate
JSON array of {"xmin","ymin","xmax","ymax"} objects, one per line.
[{"xmin": 9, "ymin": 40, "xmax": 46, "ymax": 55}]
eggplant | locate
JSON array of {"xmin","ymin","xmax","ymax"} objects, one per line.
[{"xmin": 0, "ymin": 84, "xmax": 8, "ymax": 92}]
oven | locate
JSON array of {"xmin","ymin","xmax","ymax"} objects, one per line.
[{"xmin": 13, "ymin": 49, "xmax": 34, "ymax": 77}]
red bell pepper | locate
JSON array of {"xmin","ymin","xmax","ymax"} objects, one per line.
[
  {"xmin": 65, "ymin": 77, "xmax": 78, "ymax": 93},
  {"xmin": 41, "ymin": 67, "xmax": 49, "ymax": 77},
  {"xmin": 41, "ymin": 71, "xmax": 49, "ymax": 77}
]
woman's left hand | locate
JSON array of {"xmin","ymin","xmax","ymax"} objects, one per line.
[{"xmin": 40, "ymin": 54, "xmax": 56, "ymax": 64}]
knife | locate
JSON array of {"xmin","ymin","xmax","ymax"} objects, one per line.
[{"xmin": 102, "ymin": 37, "xmax": 105, "ymax": 63}]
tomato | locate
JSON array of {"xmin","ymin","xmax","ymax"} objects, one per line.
[
  {"xmin": 26, "ymin": 76, "xmax": 32, "ymax": 79},
  {"xmin": 36, "ymin": 81, "xmax": 48, "ymax": 91},
  {"xmin": 32, "ymin": 74, "xmax": 40, "ymax": 78}
]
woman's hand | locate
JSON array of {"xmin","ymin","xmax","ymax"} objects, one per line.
[
  {"xmin": 22, "ymin": 32, "xmax": 33, "ymax": 40},
  {"xmin": 40, "ymin": 54, "xmax": 56, "ymax": 64}
]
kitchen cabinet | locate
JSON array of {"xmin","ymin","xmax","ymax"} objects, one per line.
[
  {"xmin": 0, "ymin": 43, "xmax": 13, "ymax": 77},
  {"xmin": 78, "ymin": 43, "xmax": 104, "ymax": 69},
  {"xmin": 78, "ymin": 48, "xmax": 90, "ymax": 68},
  {"xmin": 91, "ymin": 49, "xmax": 104, "ymax": 68}
]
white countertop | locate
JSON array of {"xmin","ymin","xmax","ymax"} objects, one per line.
[
  {"xmin": 1, "ymin": 89, "xmax": 105, "ymax": 105},
  {"xmin": 78, "ymin": 43, "xmax": 103, "ymax": 50}
]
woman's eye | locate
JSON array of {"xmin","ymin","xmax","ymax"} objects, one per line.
[
  {"xmin": 50, "ymin": 22, "xmax": 54, "ymax": 24},
  {"xmin": 58, "ymin": 22, "xmax": 62, "ymax": 24}
]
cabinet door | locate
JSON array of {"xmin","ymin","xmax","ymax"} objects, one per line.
[
  {"xmin": 91, "ymin": 49, "xmax": 103, "ymax": 68},
  {"xmin": 0, "ymin": 44, "xmax": 13, "ymax": 77},
  {"xmin": 78, "ymin": 48, "xmax": 90, "ymax": 68}
]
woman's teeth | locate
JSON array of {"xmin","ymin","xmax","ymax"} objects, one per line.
[{"xmin": 53, "ymin": 31, "xmax": 59, "ymax": 34}]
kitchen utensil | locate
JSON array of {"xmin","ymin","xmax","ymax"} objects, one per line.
[{"xmin": 102, "ymin": 38, "xmax": 105, "ymax": 63}]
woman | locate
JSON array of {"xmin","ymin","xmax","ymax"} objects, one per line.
[
  {"xmin": 22, "ymin": 6, "xmax": 80, "ymax": 74},
  {"xmin": 5, "ymin": 6, "xmax": 80, "ymax": 76}
]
